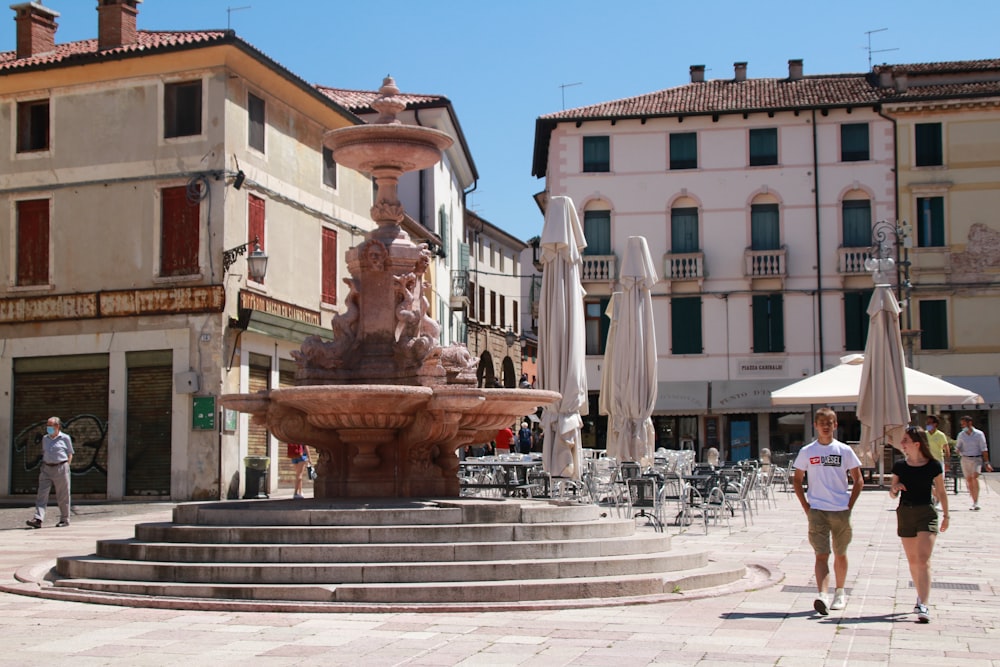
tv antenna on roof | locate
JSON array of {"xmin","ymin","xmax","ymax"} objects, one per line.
[
  {"xmin": 227, "ymin": 5, "xmax": 252, "ymax": 30},
  {"xmin": 864, "ymin": 28, "xmax": 899, "ymax": 70},
  {"xmin": 560, "ymin": 82, "xmax": 582, "ymax": 110}
]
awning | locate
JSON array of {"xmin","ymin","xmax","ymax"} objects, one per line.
[
  {"xmin": 713, "ymin": 379, "xmax": 793, "ymax": 413},
  {"xmin": 242, "ymin": 310, "xmax": 333, "ymax": 344},
  {"xmin": 654, "ymin": 381, "xmax": 708, "ymax": 415},
  {"xmin": 941, "ymin": 376, "xmax": 1000, "ymax": 409}
]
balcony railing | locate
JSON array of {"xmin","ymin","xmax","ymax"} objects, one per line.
[
  {"xmin": 581, "ymin": 254, "xmax": 617, "ymax": 282},
  {"xmin": 664, "ymin": 251, "xmax": 705, "ymax": 281},
  {"xmin": 450, "ymin": 269, "xmax": 469, "ymax": 310},
  {"xmin": 839, "ymin": 247, "xmax": 872, "ymax": 274},
  {"xmin": 744, "ymin": 247, "xmax": 787, "ymax": 277}
]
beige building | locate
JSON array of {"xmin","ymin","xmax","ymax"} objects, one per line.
[{"xmin": 0, "ymin": 1, "xmax": 375, "ymax": 500}]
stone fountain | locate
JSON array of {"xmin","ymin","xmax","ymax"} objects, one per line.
[{"xmin": 222, "ymin": 77, "xmax": 559, "ymax": 498}]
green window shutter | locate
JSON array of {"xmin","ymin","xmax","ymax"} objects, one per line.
[
  {"xmin": 842, "ymin": 200, "xmax": 872, "ymax": 247},
  {"xmin": 750, "ymin": 204, "xmax": 780, "ymax": 250},
  {"xmin": 919, "ymin": 300, "xmax": 948, "ymax": 350},
  {"xmin": 670, "ymin": 207, "xmax": 699, "ymax": 253},
  {"xmin": 915, "ymin": 123, "xmax": 943, "ymax": 166},
  {"xmin": 840, "ymin": 123, "xmax": 870, "ymax": 161},
  {"xmin": 671, "ymin": 297, "xmax": 702, "ymax": 355},
  {"xmin": 669, "ymin": 132, "xmax": 697, "ymax": 169},
  {"xmin": 752, "ymin": 294, "xmax": 784, "ymax": 353},
  {"xmin": 583, "ymin": 136, "xmax": 610, "ymax": 172},
  {"xmin": 583, "ymin": 210, "xmax": 611, "ymax": 255},
  {"xmin": 749, "ymin": 128, "xmax": 778, "ymax": 166},
  {"xmin": 844, "ymin": 290, "xmax": 872, "ymax": 352}
]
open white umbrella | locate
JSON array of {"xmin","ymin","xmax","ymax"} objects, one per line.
[
  {"xmin": 602, "ymin": 236, "xmax": 658, "ymax": 463},
  {"xmin": 770, "ymin": 355, "xmax": 984, "ymax": 407},
  {"xmin": 538, "ymin": 195, "xmax": 589, "ymax": 480},
  {"xmin": 857, "ymin": 284, "xmax": 909, "ymax": 456}
]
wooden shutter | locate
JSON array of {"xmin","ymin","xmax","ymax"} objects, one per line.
[
  {"xmin": 322, "ymin": 227, "xmax": 337, "ymax": 303},
  {"xmin": 160, "ymin": 186, "xmax": 199, "ymax": 276},
  {"xmin": 16, "ymin": 199, "xmax": 49, "ymax": 286}
]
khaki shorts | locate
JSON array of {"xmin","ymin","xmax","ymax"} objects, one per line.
[
  {"xmin": 961, "ymin": 456, "xmax": 982, "ymax": 477},
  {"xmin": 808, "ymin": 508, "xmax": 853, "ymax": 556},
  {"xmin": 896, "ymin": 503, "xmax": 939, "ymax": 537}
]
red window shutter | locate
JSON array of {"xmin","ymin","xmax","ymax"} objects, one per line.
[
  {"xmin": 16, "ymin": 199, "xmax": 49, "ymax": 286},
  {"xmin": 160, "ymin": 186, "xmax": 200, "ymax": 276},
  {"xmin": 248, "ymin": 194, "xmax": 265, "ymax": 283},
  {"xmin": 321, "ymin": 227, "xmax": 337, "ymax": 303}
]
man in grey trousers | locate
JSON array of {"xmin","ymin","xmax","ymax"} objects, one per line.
[{"xmin": 26, "ymin": 416, "xmax": 75, "ymax": 529}]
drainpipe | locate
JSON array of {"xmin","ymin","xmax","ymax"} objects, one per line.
[
  {"xmin": 413, "ymin": 109, "xmax": 428, "ymax": 229},
  {"xmin": 811, "ymin": 109, "xmax": 825, "ymax": 370}
]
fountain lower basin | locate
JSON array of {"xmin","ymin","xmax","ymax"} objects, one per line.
[{"xmin": 222, "ymin": 385, "xmax": 559, "ymax": 498}]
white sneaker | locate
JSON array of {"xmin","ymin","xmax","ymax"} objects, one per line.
[
  {"xmin": 830, "ymin": 590, "xmax": 847, "ymax": 610},
  {"xmin": 915, "ymin": 603, "xmax": 930, "ymax": 623},
  {"xmin": 973, "ymin": 503, "xmax": 981, "ymax": 511},
  {"xmin": 813, "ymin": 594, "xmax": 829, "ymax": 615}
]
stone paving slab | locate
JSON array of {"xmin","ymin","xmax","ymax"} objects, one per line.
[{"xmin": 0, "ymin": 484, "xmax": 997, "ymax": 664}]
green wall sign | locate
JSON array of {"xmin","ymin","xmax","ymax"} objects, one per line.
[{"xmin": 192, "ymin": 395, "xmax": 216, "ymax": 430}]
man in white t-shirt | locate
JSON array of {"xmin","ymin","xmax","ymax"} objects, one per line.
[{"xmin": 793, "ymin": 407, "xmax": 864, "ymax": 616}]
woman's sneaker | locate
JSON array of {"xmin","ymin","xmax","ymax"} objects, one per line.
[
  {"xmin": 915, "ymin": 603, "xmax": 930, "ymax": 623},
  {"xmin": 814, "ymin": 594, "xmax": 829, "ymax": 615}
]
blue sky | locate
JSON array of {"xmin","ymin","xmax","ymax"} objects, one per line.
[{"xmin": 4, "ymin": 0, "xmax": 997, "ymax": 241}]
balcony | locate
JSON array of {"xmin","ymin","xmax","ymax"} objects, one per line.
[
  {"xmin": 581, "ymin": 254, "xmax": 617, "ymax": 282},
  {"xmin": 744, "ymin": 247, "xmax": 787, "ymax": 278},
  {"xmin": 449, "ymin": 269, "xmax": 469, "ymax": 311},
  {"xmin": 839, "ymin": 247, "xmax": 872, "ymax": 274},
  {"xmin": 663, "ymin": 251, "xmax": 705, "ymax": 287}
]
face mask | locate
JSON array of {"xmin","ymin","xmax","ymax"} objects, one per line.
[
  {"xmin": 966, "ymin": 425, "xmax": 973, "ymax": 433},
  {"xmin": 926, "ymin": 424, "xmax": 935, "ymax": 432},
  {"xmin": 46, "ymin": 426, "xmax": 56, "ymax": 436}
]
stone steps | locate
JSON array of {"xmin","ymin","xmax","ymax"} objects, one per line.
[{"xmin": 42, "ymin": 498, "xmax": 751, "ymax": 609}]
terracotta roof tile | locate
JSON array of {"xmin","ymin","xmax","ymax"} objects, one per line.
[
  {"xmin": 0, "ymin": 30, "xmax": 230, "ymax": 72},
  {"xmin": 315, "ymin": 85, "xmax": 446, "ymax": 113},
  {"xmin": 875, "ymin": 58, "xmax": 1000, "ymax": 74}
]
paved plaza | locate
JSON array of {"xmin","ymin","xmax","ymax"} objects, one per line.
[{"xmin": 0, "ymin": 480, "xmax": 997, "ymax": 666}]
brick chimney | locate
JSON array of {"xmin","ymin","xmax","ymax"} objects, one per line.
[
  {"xmin": 690, "ymin": 65, "xmax": 705, "ymax": 83},
  {"xmin": 734, "ymin": 61, "xmax": 747, "ymax": 82},
  {"xmin": 97, "ymin": 0, "xmax": 141, "ymax": 51},
  {"xmin": 11, "ymin": 2, "xmax": 60, "ymax": 59},
  {"xmin": 788, "ymin": 59, "xmax": 803, "ymax": 81}
]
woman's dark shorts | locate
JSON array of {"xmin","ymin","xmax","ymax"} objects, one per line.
[{"xmin": 896, "ymin": 503, "xmax": 939, "ymax": 537}]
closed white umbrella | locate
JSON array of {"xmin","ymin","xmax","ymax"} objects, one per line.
[
  {"xmin": 538, "ymin": 196, "xmax": 589, "ymax": 480},
  {"xmin": 604, "ymin": 236, "xmax": 658, "ymax": 463},
  {"xmin": 598, "ymin": 294, "xmax": 621, "ymax": 454},
  {"xmin": 857, "ymin": 284, "xmax": 910, "ymax": 457}
]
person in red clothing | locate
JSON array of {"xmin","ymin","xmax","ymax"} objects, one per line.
[
  {"xmin": 494, "ymin": 425, "xmax": 515, "ymax": 454},
  {"xmin": 286, "ymin": 443, "xmax": 310, "ymax": 499}
]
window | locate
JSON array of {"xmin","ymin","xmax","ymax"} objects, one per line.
[
  {"xmin": 915, "ymin": 122, "xmax": 942, "ymax": 167},
  {"xmin": 500, "ymin": 295, "xmax": 506, "ymax": 329},
  {"xmin": 248, "ymin": 194, "xmax": 265, "ymax": 283},
  {"xmin": 321, "ymin": 227, "xmax": 337, "ymax": 304},
  {"xmin": 752, "ymin": 294, "xmax": 784, "ymax": 353},
  {"xmin": 670, "ymin": 207, "xmax": 699, "ymax": 253},
  {"xmin": 160, "ymin": 186, "xmax": 200, "ymax": 276},
  {"xmin": 840, "ymin": 123, "xmax": 870, "ymax": 162},
  {"xmin": 490, "ymin": 290, "xmax": 497, "ymax": 325},
  {"xmin": 16, "ymin": 199, "xmax": 49, "ymax": 286},
  {"xmin": 513, "ymin": 301, "xmax": 519, "ymax": 335},
  {"xmin": 915, "ymin": 197, "xmax": 945, "ymax": 247},
  {"xmin": 248, "ymin": 92, "xmax": 265, "ymax": 152},
  {"xmin": 671, "ymin": 297, "xmax": 702, "ymax": 354},
  {"xmin": 582, "ymin": 136, "xmax": 610, "ymax": 172},
  {"xmin": 322, "ymin": 147, "xmax": 337, "ymax": 188},
  {"xmin": 669, "ymin": 132, "xmax": 697, "ymax": 169},
  {"xmin": 478, "ymin": 285, "xmax": 485, "ymax": 321},
  {"xmin": 17, "ymin": 99, "xmax": 49, "ymax": 153},
  {"xmin": 750, "ymin": 203, "xmax": 780, "ymax": 250},
  {"xmin": 583, "ymin": 210, "xmax": 611, "ymax": 255},
  {"xmin": 749, "ymin": 128, "xmax": 778, "ymax": 166},
  {"xmin": 468, "ymin": 280, "xmax": 476, "ymax": 318},
  {"xmin": 844, "ymin": 290, "xmax": 872, "ymax": 352},
  {"xmin": 438, "ymin": 206, "xmax": 449, "ymax": 257},
  {"xmin": 585, "ymin": 299, "xmax": 610, "ymax": 355},
  {"xmin": 842, "ymin": 200, "xmax": 872, "ymax": 247},
  {"xmin": 164, "ymin": 80, "xmax": 202, "ymax": 138},
  {"xmin": 919, "ymin": 300, "xmax": 948, "ymax": 350}
]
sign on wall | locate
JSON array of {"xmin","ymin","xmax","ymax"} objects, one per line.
[{"xmin": 192, "ymin": 395, "xmax": 216, "ymax": 430}]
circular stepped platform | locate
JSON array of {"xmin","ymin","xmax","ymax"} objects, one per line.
[{"xmin": 15, "ymin": 497, "xmax": 774, "ymax": 612}]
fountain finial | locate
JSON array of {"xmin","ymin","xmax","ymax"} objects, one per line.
[{"xmin": 372, "ymin": 75, "xmax": 406, "ymax": 125}]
